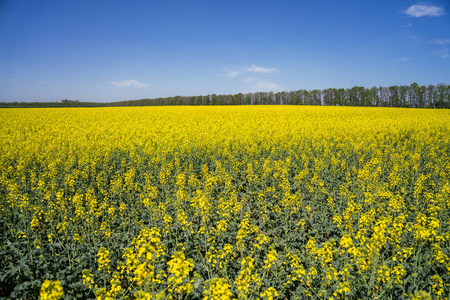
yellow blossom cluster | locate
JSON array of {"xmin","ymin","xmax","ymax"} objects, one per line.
[
  {"xmin": 1, "ymin": 106, "xmax": 449, "ymax": 299},
  {"xmin": 40, "ymin": 280, "xmax": 64, "ymax": 300}
]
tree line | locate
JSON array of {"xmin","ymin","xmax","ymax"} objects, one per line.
[{"xmin": 1, "ymin": 82, "xmax": 449, "ymax": 108}]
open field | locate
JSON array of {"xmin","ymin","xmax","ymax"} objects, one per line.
[{"xmin": 1, "ymin": 106, "xmax": 449, "ymax": 299}]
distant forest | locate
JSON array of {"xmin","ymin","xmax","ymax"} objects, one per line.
[{"xmin": 1, "ymin": 82, "xmax": 449, "ymax": 108}]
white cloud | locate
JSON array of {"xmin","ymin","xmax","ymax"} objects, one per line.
[
  {"xmin": 242, "ymin": 77, "xmax": 281, "ymax": 91},
  {"xmin": 244, "ymin": 64, "xmax": 279, "ymax": 74},
  {"xmin": 430, "ymin": 38, "xmax": 450, "ymax": 45},
  {"xmin": 393, "ymin": 57, "xmax": 412, "ymax": 62},
  {"xmin": 224, "ymin": 64, "xmax": 279, "ymax": 78},
  {"xmin": 405, "ymin": 35, "xmax": 420, "ymax": 42},
  {"xmin": 109, "ymin": 79, "xmax": 150, "ymax": 88},
  {"xmin": 225, "ymin": 70, "xmax": 240, "ymax": 78},
  {"xmin": 404, "ymin": 5, "xmax": 445, "ymax": 17},
  {"xmin": 253, "ymin": 81, "xmax": 281, "ymax": 91},
  {"xmin": 435, "ymin": 48, "xmax": 449, "ymax": 59}
]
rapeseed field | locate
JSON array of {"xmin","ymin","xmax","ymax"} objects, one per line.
[{"xmin": 0, "ymin": 106, "xmax": 449, "ymax": 299}]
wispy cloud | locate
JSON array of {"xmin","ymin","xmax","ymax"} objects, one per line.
[
  {"xmin": 405, "ymin": 34, "xmax": 420, "ymax": 42},
  {"xmin": 224, "ymin": 64, "xmax": 279, "ymax": 78},
  {"xmin": 393, "ymin": 57, "xmax": 412, "ymax": 62},
  {"xmin": 244, "ymin": 64, "xmax": 279, "ymax": 74},
  {"xmin": 428, "ymin": 39, "xmax": 450, "ymax": 59},
  {"xmin": 225, "ymin": 70, "xmax": 240, "ymax": 78},
  {"xmin": 243, "ymin": 77, "xmax": 281, "ymax": 91},
  {"xmin": 109, "ymin": 79, "xmax": 150, "ymax": 88},
  {"xmin": 430, "ymin": 38, "xmax": 450, "ymax": 45},
  {"xmin": 435, "ymin": 48, "xmax": 449, "ymax": 59},
  {"xmin": 404, "ymin": 5, "xmax": 445, "ymax": 17}
]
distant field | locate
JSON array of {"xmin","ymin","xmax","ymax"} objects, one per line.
[{"xmin": 1, "ymin": 106, "xmax": 449, "ymax": 299}]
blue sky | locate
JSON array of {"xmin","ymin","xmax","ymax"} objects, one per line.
[{"xmin": 1, "ymin": 0, "xmax": 449, "ymax": 102}]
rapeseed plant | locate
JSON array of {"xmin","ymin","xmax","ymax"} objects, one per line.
[{"xmin": 0, "ymin": 106, "xmax": 449, "ymax": 299}]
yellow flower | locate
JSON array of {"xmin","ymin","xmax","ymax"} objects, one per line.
[
  {"xmin": 260, "ymin": 287, "xmax": 279, "ymax": 300},
  {"xmin": 82, "ymin": 269, "xmax": 94, "ymax": 289},
  {"xmin": 339, "ymin": 235, "xmax": 353, "ymax": 249},
  {"xmin": 203, "ymin": 277, "xmax": 233, "ymax": 300},
  {"xmin": 31, "ymin": 217, "xmax": 40, "ymax": 231},
  {"xmin": 411, "ymin": 290, "xmax": 432, "ymax": 300},
  {"xmin": 263, "ymin": 249, "xmax": 278, "ymax": 269},
  {"xmin": 97, "ymin": 247, "xmax": 111, "ymax": 272},
  {"xmin": 40, "ymin": 280, "xmax": 64, "ymax": 300},
  {"xmin": 47, "ymin": 234, "xmax": 55, "ymax": 243},
  {"xmin": 167, "ymin": 251, "xmax": 194, "ymax": 294}
]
